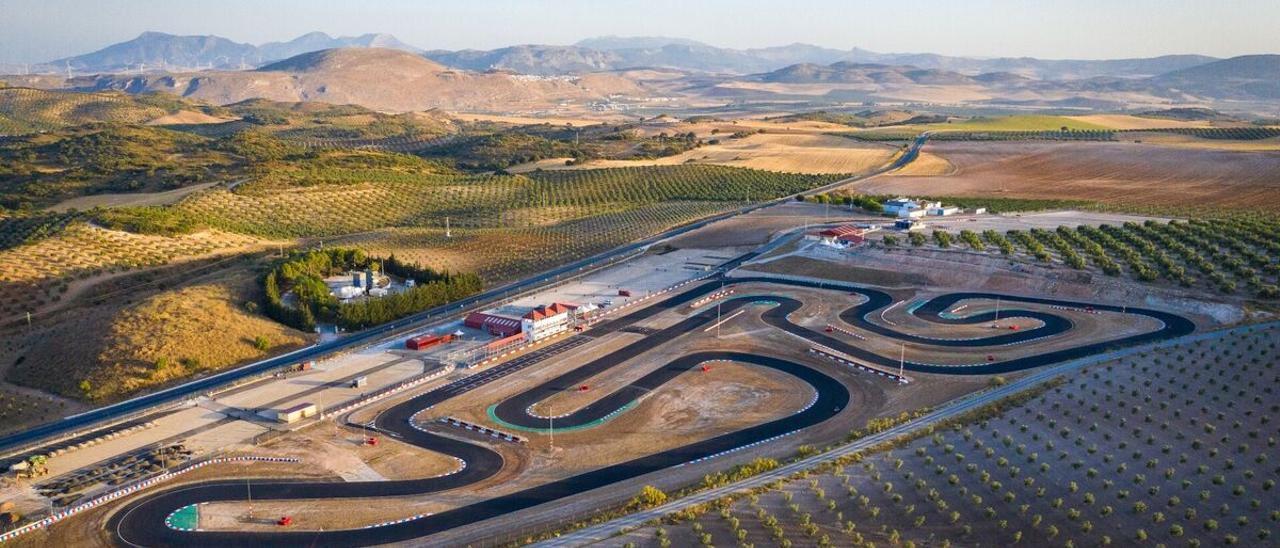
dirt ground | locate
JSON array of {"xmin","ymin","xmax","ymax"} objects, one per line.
[
  {"xmin": 254, "ymin": 421, "xmax": 462, "ymax": 482},
  {"xmin": 45, "ymin": 182, "xmax": 222, "ymax": 212},
  {"xmin": 852, "ymin": 140, "xmax": 1280, "ymax": 210},
  {"xmin": 509, "ymin": 133, "xmax": 898, "ymax": 175},
  {"xmin": 665, "ymin": 201, "xmax": 880, "ymax": 249}
]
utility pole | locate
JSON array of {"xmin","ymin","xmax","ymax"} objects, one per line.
[
  {"xmin": 994, "ymin": 296, "xmax": 1001, "ymax": 325},
  {"xmin": 445, "ymin": 217, "xmax": 451, "ymax": 238},
  {"xmin": 899, "ymin": 343, "xmax": 906, "ymax": 384}
]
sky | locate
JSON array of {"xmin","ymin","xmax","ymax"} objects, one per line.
[{"xmin": 1, "ymin": 0, "xmax": 1277, "ymax": 64}]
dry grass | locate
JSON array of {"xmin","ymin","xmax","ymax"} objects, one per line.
[
  {"xmin": 1067, "ymin": 114, "xmax": 1215, "ymax": 129},
  {"xmin": 854, "ymin": 141, "xmax": 1280, "ymax": 210},
  {"xmin": 886, "ymin": 151, "xmax": 953, "ymax": 176},
  {"xmin": 44, "ymin": 182, "xmax": 222, "ymax": 212},
  {"xmin": 1122, "ymin": 132, "xmax": 1280, "ymax": 151},
  {"xmin": 147, "ymin": 111, "xmax": 238, "ymax": 126},
  {"xmin": 0, "ymin": 222, "xmax": 266, "ymax": 323},
  {"xmin": 94, "ymin": 278, "xmax": 308, "ymax": 397},
  {"xmin": 510, "ymin": 133, "xmax": 896, "ymax": 175},
  {"xmin": 4, "ymin": 271, "xmax": 310, "ymax": 402}
]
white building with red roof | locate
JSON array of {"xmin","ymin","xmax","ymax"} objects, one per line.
[{"xmin": 521, "ymin": 302, "xmax": 578, "ymax": 343}]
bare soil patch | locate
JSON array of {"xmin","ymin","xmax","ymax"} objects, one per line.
[
  {"xmin": 510, "ymin": 133, "xmax": 896, "ymax": 175},
  {"xmin": 852, "ymin": 141, "xmax": 1280, "ymax": 210}
]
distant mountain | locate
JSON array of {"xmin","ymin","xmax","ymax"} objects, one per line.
[
  {"xmin": 573, "ymin": 36, "xmax": 710, "ymax": 50},
  {"xmin": 1149, "ymin": 55, "xmax": 1280, "ymax": 99},
  {"xmin": 424, "ymin": 45, "xmax": 621, "ymax": 76},
  {"xmin": 432, "ymin": 36, "xmax": 1220, "ymax": 79},
  {"xmin": 37, "ymin": 32, "xmax": 1225, "ymax": 81},
  {"xmin": 45, "ymin": 31, "xmax": 424, "ymax": 74},
  {"xmin": 760, "ymin": 62, "xmax": 977, "ymax": 86},
  {"xmin": 258, "ymin": 32, "xmax": 423, "ymax": 60},
  {"xmin": 52, "ymin": 31, "xmax": 259, "ymax": 72},
  {"xmin": 74, "ymin": 48, "xmax": 646, "ymax": 112}
]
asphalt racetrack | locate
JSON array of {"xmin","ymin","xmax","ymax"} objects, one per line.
[{"xmin": 108, "ymin": 275, "xmax": 1194, "ymax": 547}]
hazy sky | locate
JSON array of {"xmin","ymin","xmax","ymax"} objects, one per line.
[{"xmin": 1, "ymin": 0, "xmax": 1277, "ymax": 64}]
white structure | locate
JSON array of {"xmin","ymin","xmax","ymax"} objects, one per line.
[
  {"xmin": 972, "ymin": 207, "xmax": 988, "ymax": 215},
  {"xmin": 884, "ymin": 198, "xmax": 941, "ymax": 218},
  {"xmin": 928, "ymin": 206, "xmax": 961, "ymax": 216},
  {"xmin": 336, "ymin": 286, "xmax": 364, "ymax": 300},
  {"xmin": 369, "ymin": 287, "xmax": 389, "ymax": 297},
  {"xmin": 898, "ymin": 208, "xmax": 927, "ymax": 219},
  {"xmin": 521, "ymin": 303, "xmax": 577, "ymax": 343}
]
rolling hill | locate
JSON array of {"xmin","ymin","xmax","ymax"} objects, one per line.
[
  {"xmin": 74, "ymin": 48, "xmax": 646, "ymax": 112},
  {"xmin": 1148, "ymin": 54, "xmax": 1280, "ymax": 99}
]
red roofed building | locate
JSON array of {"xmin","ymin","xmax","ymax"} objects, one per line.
[
  {"xmin": 521, "ymin": 302, "xmax": 578, "ymax": 343},
  {"xmin": 815, "ymin": 225, "xmax": 866, "ymax": 246},
  {"xmin": 464, "ymin": 312, "xmax": 523, "ymax": 337}
]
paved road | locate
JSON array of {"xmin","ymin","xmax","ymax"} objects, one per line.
[
  {"xmin": 108, "ymin": 271, "xmax": 1193, "ymax": 547},
  {"xmin": 0, "ymin": 136, "xmax": 929, "ymax": 458}
]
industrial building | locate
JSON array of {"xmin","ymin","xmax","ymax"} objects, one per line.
[
  {"xmin": 884, "ymin": 198, "xmax": 937, "ymax": 217},
  {"xmin": 464, "ymin": 312, "xmax": 523, "ymax": 337}
]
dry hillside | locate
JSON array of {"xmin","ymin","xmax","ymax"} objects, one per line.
[{"xmin": 81, "ymin": 48, "xmax": 647, "ymax": 112}]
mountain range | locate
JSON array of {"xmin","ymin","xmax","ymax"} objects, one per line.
[
  {"xmin": 66, "ymin": 48, "xmax": 643, "ymax": 112},
  {"xmin": 48, "ymin": 31, "xmax": 422, "ymax": 73},
  {"xmin": 6, "ymin": 32, "xmax": 1277, "ymax": 113},
  {"xmin": 40, "ymin": 32, "xmax": 1227, "ymax": 81}
]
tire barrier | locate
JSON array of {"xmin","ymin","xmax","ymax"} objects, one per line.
[
  {"xmin": 826, "ymin": 324, "xmax": 866, "ymax": 340},
  {"xmin": 809, "ymin": 346, "xmax": 911, "ymax": 384},
  {"xmin": 0, "ymin": 456, "xmax": 299, "ymax": 543},
  {"xmin": 362, "ymin": 513, "xmax": 432, "ymax": 529},
  {"xmin": 690, "ymin": 289, "xmax": 735, "ymax": 309},
  {"xmin": 438, "ymin": 418, "xmax": 527, "ymax": 444}
]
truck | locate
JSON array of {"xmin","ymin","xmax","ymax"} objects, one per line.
[
  {"xmin": 406, "ymin": 333, "xmax": 455, "ymax": 351},
  {"xmin": 351, "ymin": 376, "xmax": 368, "ymax": 389},
  {"xmin": 618, "ymin": 289, "xmax": 632, "ymax": 297}
]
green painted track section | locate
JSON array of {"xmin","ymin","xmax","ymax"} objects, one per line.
[
  {"xmin": 486, "ymin": 400, "xmax": 638, "ymax": 433},
  {"xmin": 167, "ymin": 504, "xmax": 198, "ymax": 530}
]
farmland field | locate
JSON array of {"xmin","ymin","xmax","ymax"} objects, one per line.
[
  {"xmin": 508, "ymin": 133, "xmax": 898, "ymax": 175},
  {"xmin": 611, "ymin": 324, "xmax": 1280, "ymax": 548},
  {"xmin": 174, "ymin": 163, "xmax": 845, "ymax": 239},
  {"xmin": 884, "ymin": 218, "xmax": 1280, "ymax": 299},
  {"xmin": 852, "ymin": 141, "xmax": 1280, "ymax": 211}
]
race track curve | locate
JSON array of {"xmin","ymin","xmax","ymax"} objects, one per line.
[{"xmin": 109, "ymin": 275, "xmax": 1194, "ymax": 547}]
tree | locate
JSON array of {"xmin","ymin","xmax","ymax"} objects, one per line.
[
  {"xmin": 253, "ymin": 335, "xmax": 271, "ymax": 351},
  {"xmin": 630, "ymin": 485, "xmax": 667, "ymax": 509}
]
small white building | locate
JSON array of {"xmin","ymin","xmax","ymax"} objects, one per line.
[
  {"xmin": 884, "ymin": 198, "xmax": 941, "ymax": 217},
  {"xmin": 928, "ymin": 206, "xmax": 961, "ymax": 216},
  {"xmin": 273, "ymin": 402, "xmax": 318, "ymax": 424},
  {"xmin": 336, "ymin": 285, "xmax": 364, "ymax": 300}
]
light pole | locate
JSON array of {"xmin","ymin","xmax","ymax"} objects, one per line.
[{"xmin": 899, "ymin": 343, "xmax": 906, "ymax": 383}]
